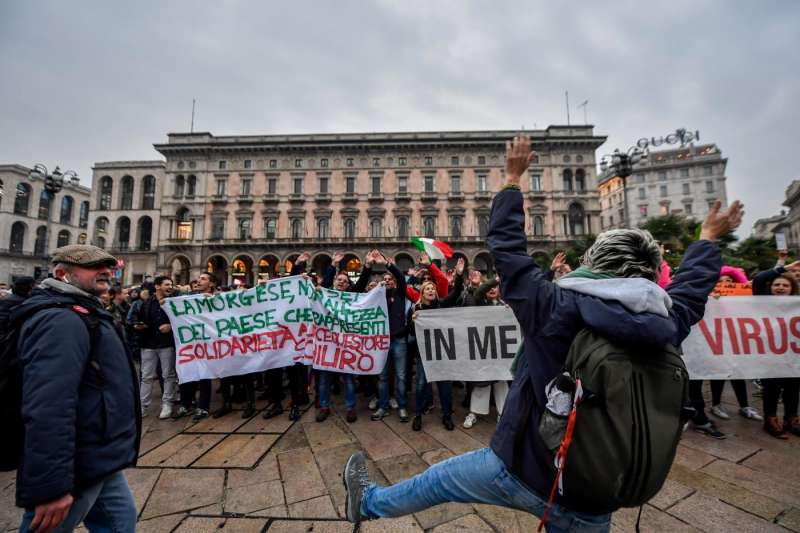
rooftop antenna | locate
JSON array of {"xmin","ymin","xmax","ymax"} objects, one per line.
[
  {"xmin": 565, "ymin": 91, "xmax": 571, "ymax": 126},
  {"xmin": 190, "ymin": 98, "xmax": 197, "ymax": 133},
  {"xmin": 578, "ymin": 100, "xmax": 589, "ymax": 124}
]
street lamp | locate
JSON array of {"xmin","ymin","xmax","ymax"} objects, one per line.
[
  {"xmin": 599, "ymin": 146, "xmax": 648, "ymax": 229},
  {"xmin": 28, "ymin": 164, "xmax": 77, "ymax": 275}
]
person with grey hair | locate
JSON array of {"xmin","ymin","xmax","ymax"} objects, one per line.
[{"xmin": 342, "ymin": 135, "xmax": 743, "ymax": 532}]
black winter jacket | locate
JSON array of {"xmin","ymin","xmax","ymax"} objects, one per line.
[{"xmin": 13, "ymin": 280, "xmax": 140, "ymax": 508}]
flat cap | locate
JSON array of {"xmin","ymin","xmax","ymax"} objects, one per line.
[{"xmin": 51, "ymin": 244, "xmax": 118, "ymax": 268}]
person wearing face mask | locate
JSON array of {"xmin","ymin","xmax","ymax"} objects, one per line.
[{"xmin": 11, "ymin": 245, "xmax": 140, "ymax": 533}]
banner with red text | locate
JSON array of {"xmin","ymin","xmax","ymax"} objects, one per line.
[
  {"xmin": 683, "ymin": 296, "xmax": 800, "ymax": 379},
  {"xmin": 162, "ymin": 276, "xmax": 389, "ymax": 383}
]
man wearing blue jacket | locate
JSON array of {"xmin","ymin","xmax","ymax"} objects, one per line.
[
  {"xmin": 13, "ymin": 245, "xmax": 140, "ymax": 532},
  {"xmin": 343, "ymin": 136, "xmax": 743, "ymax": 531}
]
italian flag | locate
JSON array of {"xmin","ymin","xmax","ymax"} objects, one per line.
[{"xmin": 411, "ymin": 237, "xmax": 453, "ymax": 261}]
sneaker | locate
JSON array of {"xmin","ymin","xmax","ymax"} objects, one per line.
[
  {"xmin": 765, "ymin": 416, "xmax": 789, "ymax": 439},
  {"xmin": 463, "ymin": 412, "xmax": 478, "ymax": 429},
  {"xmin": 316, "ymin": 408, "xmax": 331, "ymax": 423},
  {"xmin": 242, "ymin": 405, "xmax": 256, "ymax": 419},
  {"xmin": 693, "ymin": 422, "xmax": 726, "ymax": 439},
  {"xmin": 389, "ymin": 397, "xmax": 399, "ymax": 410},
  {"xmin": 710, "ymin": 404, "xmax": 730, "ymax": 420},
  {"xmin": 262, "ymin": 404, "xmax": 283, "ymax": 420},
  {"xmin": 213, "ymin": 404, "xmax": 233, "ymax": 419},
  {"xmin": 739, "ymin": 406, "xmax": 763, "ymax": 421},
  {"xmin": 368, "ymin": 397, "xmax": 378, "ymax": 411},
  {"xmin": 159, "ymin": 404, "xmax": 173, "ymax": 420},
  {"xmin": 343, "ymin": 452, "xmax": 371, "ymax": 524},
  {"xmin": 412, "ymin": 415, "xmax": 422, "ymax": 431},
  {"xmin": 346, "ymin": 409, "xmax": 357, "ymax": 423},
  {"xmin": 784, "ymin": 416, "xmax": 800, "ymax": 437},
  {"xmin": 172, "ymin": 406, "xmax": 190, "ymax": 419},
  {"xmin": 399, "ymin": 408, "xmax": 409, "ymax": 423},
  {"xmin": 192, "ymin": 409, "xmax": 209, "ymax": 422},
  {"xmin": 371, "ymin": 408, "xmax": 388, "ymax": 421},
  {"xmin": 288, "ymin": 405, "xmax": 302, "ymax": 421},
  {"xmin": 443, "ymin": 415, "xmax": 454, "ymax": 431}
]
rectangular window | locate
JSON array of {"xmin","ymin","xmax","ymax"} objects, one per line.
[
  {"xmin": 293, "ymin": 177, "xmax": 303, "ymax": 194},
  {"xmin": 347, "ymin": 158, "xmax": 354, "ymax": 167},
  {"xmin": 267, "ymin": 177, "xmax": 277, "ymax": 195},
  {"xmin": 660, "ymin": 205, "xmax": 669, "ymax": 216},
  {"xmin": 241, "ymin": 178, "xmax": 251, "ymax": 196},
  {"xmin": 319, "ymin": 176, "xmax": 329, "ymax": 194},
  {"xmin": 658, "ymin": 171, "xmax": 667, "ymax": 181},
  {"xmin": 265, "ymin": 218, "xmax": 277, "ymax": 239},
  {"xmin": 704, "ymin": 165, "xmax": 713, "ymax": 176},
  {"xmin": 373, "ymin": 158, "xmax": 380, "ymax": 167},
  {"xmin": 424, "ymin": 175, "xmax": 435, "ymax": 193},
  {"xmin": 451, "ymin": 156, "xmax": 459, "ymax": 166},
  {"xmin": 211, "ymin": 219, "xmax": 225, "ymax": 240},
  {"xmin": 684, "ymin": 203, "xmax": 693, "ymax": 214},
  {"xmin": 660, "ymin": 185, "xmax": 668, "ymax": 197},
  {"xmin": 295, "ymin": 159, "xmax": 302, "ymax": 168},
  {"xmin": 244, "ymin": 159, "xmax": 252, "ymax": 169},
  {"xmin": 680, "ymin": 168, "xmax": 689, "ymax": 177},
  {"xmin": 640, "ymin": 206, "xmax": 648, "ymax": 217},
  {"xmin": 478, "ymin": 156, "xmax": 486, "ymax": 165},
  {"xmin": 399, "ymin": 157, "xmax": 406, "ymax": 166},
  {"xmin": 425, "ymin": 156, "xmax": 433, "ymax": 166},
  {"xmin": 479, "ymin": 173, "xmax": 489, "ymax": 192},
  {"xmin": 218, "ymin": 160, "xmax": 227, "ymax": 170},
  {"xmin": 321, "ymin": 158, "xmax": 328, "ymax": 168},
  {"xmin": 269, "ymin": 159, "xmax": 277, "ymax": 169},
  {"xmin": 683, "ymin": 183, "xmax": 691, "ymax": 195},
  {"xmin": 705, "ymin": 180, "xmax": 714, "ymax": 193},
  {"xmin": 371, "ymin": 176, "xmax": 381, "ymax": 194},
  {"xmin": 216, "ymin": 179, "xmax": 226, "ymax": 196},
  {"xmin": 398, "ymin": 175, "xmax": 408, "ymax": 193},
  {"xmin": 638, "ymin": 188, "xmax": 646, "ymax": 200},
  {"xmin": 346, "ymin": 176, "xmax": 356, "ymax": 193},
  {"xmin": 450, "ymin": 174, "xmax": 461, "ymax": 193},
  {"xmin": 635, "ymin": 174, "xmax": 645, "ymax": 183}
]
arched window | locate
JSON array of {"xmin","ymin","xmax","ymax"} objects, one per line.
[
  {"xmin": 533, "ymin": 215, "xmax": 544, "ymax": 236},
  {"xmin": 449, "ymin": 216, "xmax": 462, "ymax": 238},
  {"xmin": 317, "ymin": 218, "xmax": 329, "ymax": 239},
  {"xmin": 120, "ymin": 175, "xmax": 134, "ymax": 209},
  {"xmin": 563, "ymin": 169, "xmax": 573, "ymax": 192},
  {"xmin": 14, "ymin": 183, "xmax": 31, "ymax": 215},
  {"xmin": 174, "ymin": 175, "xmax": 185, "ymax": 198},
  {"xmin": 137, "ymin": 216, "xmax": 152, "ymax": 250},
  {"xmin": 370, "ymin": 218, "xmax": 383, "ymax": 238},
  {"xmin": 291, "ymin": 219, "xmax": 304, "ymax": 239},
  {"xmin": 79, "ymin": 201, "xmax": 90, "ymax": 228},
  {"xmin": 60, "ymin": 195, "xmax": 74, "ymax": 224},
  {"xmin": 343, "ymin": 218, "xmax": 356, "ymax": 239},
  {"xmin": 264, "ymin": 218, "xmax": 277, "ymax": 239},
  {"xmin": 238, "ymin": 218, "xmax": 252, "ymax": 240},
  {"xmin": 176, "ymin": 207, "xmax": 192, "ymax": 240},
  {"xmin": 141, "ymin": 175, "xmax": 156, "ymax": 209},
  {"xmin": 477, "ymin": 215, "xmax": 490, "ymax": 238},
  {"xmin": 9, "ymin": 222, "xmax": 26, "ymax": 252},
  {"xmin": 423, "ymin": 216, "xmax": 436, "ymax": 238},
  {"xmin": 94, "ymin": 217, "xmax": 109, "ymax": 248},
  {"xmin": 34, "ymin": 226, "xmax": 47, "ymax": 256},
  {"xmin": 187, "ymin": 175, "xmax": 196, "ymax": 197},
  {"xmin": 568, "ymin": 203, "xmax": 585, "ymax": 236},
  {"xmin": 38, "ymin": 190, "xmax": 51, "ymax": 220},
  {"xmin": 397, "ymin": 217, "xmax": 409, "ymax": 239},
  {"xmin": 575, "ymin": 169, "xmax": 586, "ymax": 192},
  {"xmin": 57, "ymin": 230, "xmax": 70, "ymax": 247},
  {"xmin": 99, "ymin": 176, "xmax": 113, "ymax": 210},
  {"xmin": 116, "ymin": 217, "xmax": 131, "ymax": 250}
]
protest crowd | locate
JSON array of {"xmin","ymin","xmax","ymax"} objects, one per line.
[{"xmin": 2, "ymin": 136, "xmax": 799, "ymax": 532}]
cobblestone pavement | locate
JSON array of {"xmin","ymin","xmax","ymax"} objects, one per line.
[{"xmin": 2, "ymin": 384, "xmax": 799, "ymax": 532}]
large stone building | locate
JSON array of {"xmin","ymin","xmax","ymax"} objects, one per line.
[
  {"xmin": 752, "ymin": 212, "xmax": 786, "ymax": 240},
  {"xmin": 773, "ymin": 180, "xmax": 800, "ymax": 254},
  {"xmin": 598, "ymin": 143, "xmax": 728, "ymax": 230},
  {"xmin": 82, "ymin": 126, "xmax": 604, "ymax": 286},
  {"xmin": 0, "ymin": 164, "xmax": 91, "ymax": 283}
]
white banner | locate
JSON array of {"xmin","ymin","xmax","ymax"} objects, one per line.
[
  {"xmin": 162, "ymin": 276, "xmax": 390, "ymax": 383},
  {"xmin": 414, "ymin": 306, "xmax": 520, "ymax": 382},
  {"xmin": 683, "ymin": 296, "xmax": 800, "ymax": 379},
  {"xmin": 414, "ymin": 298, "xmax": 800, "ymax": 382}
]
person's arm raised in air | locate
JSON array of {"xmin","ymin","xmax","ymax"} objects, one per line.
[
  {"xmin": 440, "ymin": 258, "xmax": 466, "ymax": 308},
  {"xmin": 487, "ymin": 135, "xmax": 555, "ymax": 334}
]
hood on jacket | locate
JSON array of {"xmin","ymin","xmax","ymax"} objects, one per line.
[{"xmin": 556, "ymin": 276, "xmax": 673, "ymax": 317}]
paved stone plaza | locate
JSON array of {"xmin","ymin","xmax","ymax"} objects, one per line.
[{"xmin": 2, "ymin": 385, "xmax": 799, "ymax": 532}]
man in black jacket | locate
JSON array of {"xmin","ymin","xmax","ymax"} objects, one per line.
[
  {"xmin": 14, "ymin": 245, "xmax": 140, "ymax": 532},
  {"xmin": 139, "ymin": 275, "xmax": 178, "ymax": 419}
]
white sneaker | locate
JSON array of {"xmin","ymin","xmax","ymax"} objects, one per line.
[
  {"xmin": 389, "ymin": 397, "xmax": 399, "ymax": 410},
  {"xmin": 463, "ymin": 412, "xmax": 478, "ymax": 429},
  {"xmin": 710, "ymin": 404, "xmax": 730, "ymax": 420},
  {"xmin": 740, "ymin": 406, "xmax": 763, "ymax": 421},
  {"xmin": 368, "ymin": 397, "xmax": 378, "ymax": 411},
  {"xmin": 159, "ymin": 404, "xmax": 173, "ymax": 419}
]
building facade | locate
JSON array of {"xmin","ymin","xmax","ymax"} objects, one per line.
[
  {"xmin": 598, "ymin": 144, "xmax": 728, "ymax": 230},
  {"xmin": 752, "ymin": 212, "xmax": 787, "ymax": 240},
  {"xmin": 773, "ymin": 180, "xmax": 800, "ymax": 254},
  {"xmin": 0, "ymin": 164, "xmax": 91, "ymax": 283}
]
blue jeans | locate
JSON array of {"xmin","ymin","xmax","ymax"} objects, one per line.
[
  {"xmin": 379, "ymin": 338, "xmax": 407, "ymax": 410},
  {"xmin": 415, "ymin": 355, "xmax": 453, "ymax": 417},
  {"xmin": 361, "ymin": 448, "xmax": 611, "ymax": 533},
  {"xmin": 319, "ymin": 371, "xmax": 356, "ymax": 409},
  {"xmin": 20, "ymin": 471, "xmax": 137, "ymax": 532}
]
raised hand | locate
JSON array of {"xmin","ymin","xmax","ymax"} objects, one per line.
[
  {"xmin": 373, "ymin": 252, "xmax": 387, "ymax": 266},
  {"xmin": 333, "ymin": 252, "xmax": 345, "ymax": 265},
  {"xmin": 700, "ymin": 200, "xmax": 744, "ymax": 241},
  {"xmin": 455, "ymin": 257, "xmax": 465, "ymax": 275},
  {"xmin": 297, "ymin": 252, "xmax": 311, "ymax": 264},
  {"xmin": 419, "ymin": 252, "xmax": 431, "ymax": 266},
  {"xmin": 785, "ymin": 260, "xmax": 800, "ymax": 271},
  {"xmin": 550, "ymin": 252, "xmax": 567, "ymax": 272},
  {"xmin": 504, "ymin": 134, "xmax": 534, "ymax": 187}
]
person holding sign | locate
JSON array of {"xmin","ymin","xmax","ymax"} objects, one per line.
[{"xmin": 343, "ymin": 135, "xmax": 743, "ymax": 531}]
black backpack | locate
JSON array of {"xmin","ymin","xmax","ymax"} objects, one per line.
[{"xmin": 0, "ymin": 302, "xmax": 101, "ymax": 472}]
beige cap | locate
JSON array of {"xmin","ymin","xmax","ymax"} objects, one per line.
[{"xmin": 51, "ymin": 244, "xmax": 118, "ymax": 268}]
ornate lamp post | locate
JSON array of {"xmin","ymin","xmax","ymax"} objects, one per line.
[
  {"xmin": 599, "ymin": 146, "xmax": 648, "ymax": 229},
  {"xmin": 28, "ymin": 164, "xmax": 77, "ymax": 273}
]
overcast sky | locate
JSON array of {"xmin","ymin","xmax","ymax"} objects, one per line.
[{"xmin": 1, "ymin": 1, "xmax": 798, "ymax": 236}]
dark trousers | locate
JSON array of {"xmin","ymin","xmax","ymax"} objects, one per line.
[
  {"xmin": 762, "ymin": 378, "xmax": 800, "ymax": 418},
  {"xmin": 180, "ymin": 379, "xmax": 212, "ymax": 411},
  {"xmin": 689, "ymin": 380, "xmax": 709, "ymax": 425},
  {"xmin": 267, "ymin": 364, "xmax": 309, "ymax": 407},
  {"xmin": 220, "ymin": 375, "xmax": 255, "ymax": 407},
  {"xmin": 710, "ymin": 379, "xmax": 749, "ymax": 408}
]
